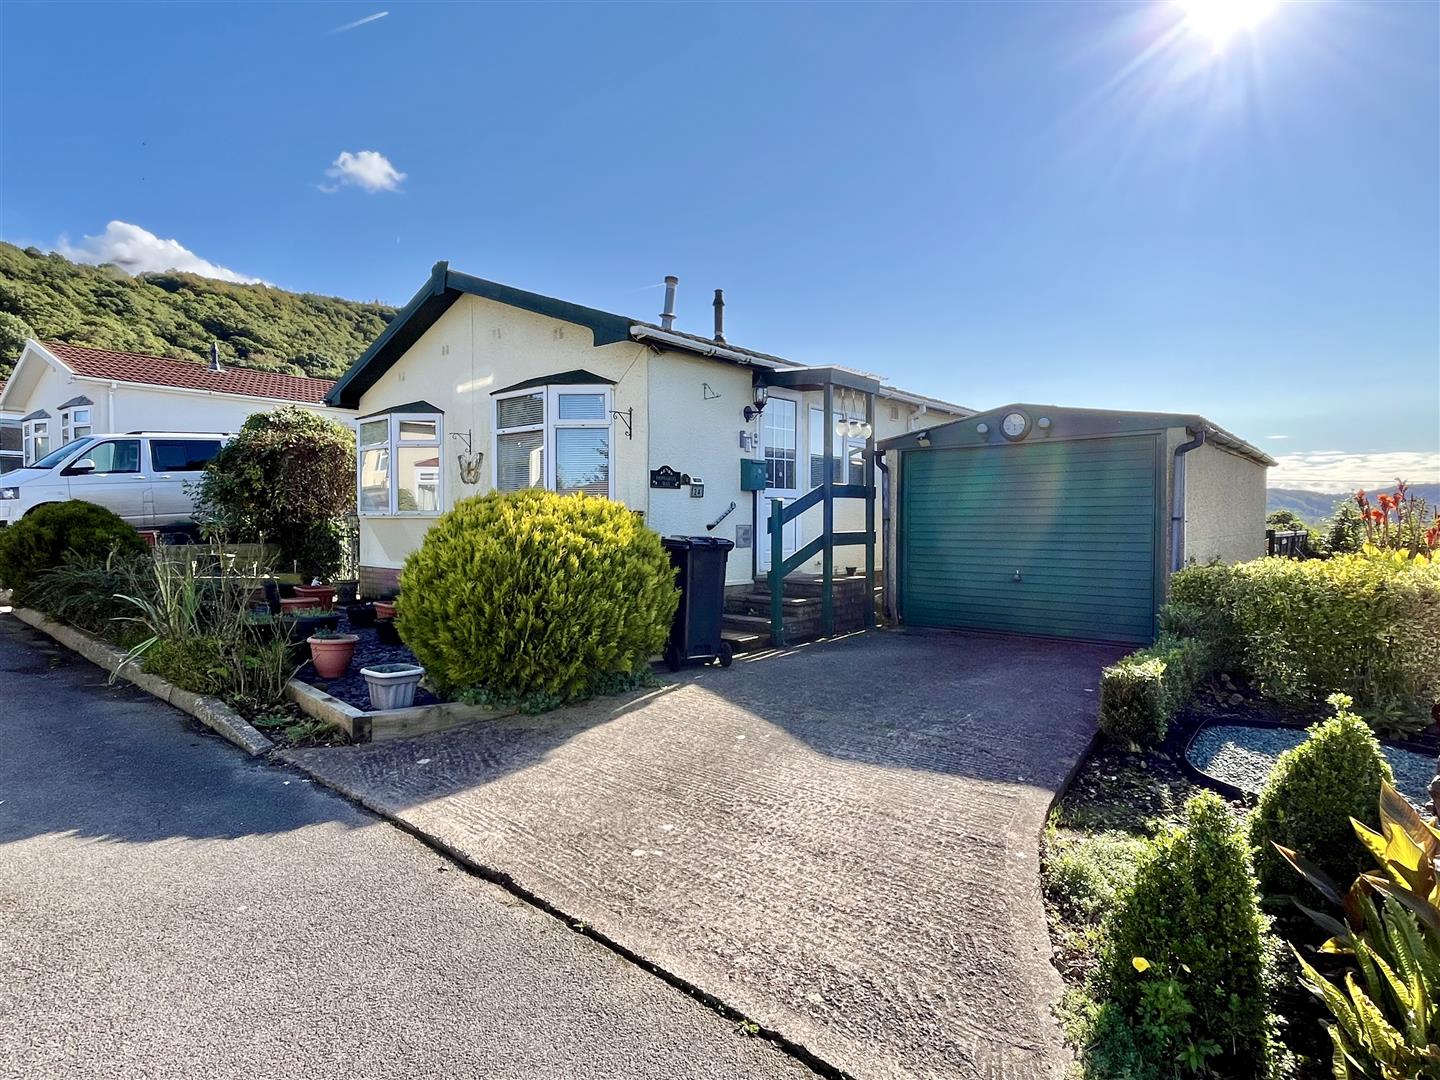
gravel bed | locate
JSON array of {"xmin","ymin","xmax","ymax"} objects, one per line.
[
  {"xmin": 1187, "ymin": 723, "xmax": 1436, "ymax": 808},
  {"xmin": 294, "ymin": 614, "xmax": 440, "ymax": 713}
]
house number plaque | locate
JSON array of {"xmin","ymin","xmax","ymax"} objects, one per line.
[{"xmin": 650, "ymin": 465, "xmax": 689, "ymax": 490}]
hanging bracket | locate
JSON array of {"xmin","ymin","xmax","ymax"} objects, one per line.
[{"xmin": 610, "ymin": 406, "xmax": 633, "ymax": 440}]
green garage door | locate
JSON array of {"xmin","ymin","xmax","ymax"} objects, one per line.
[{"xmin": 900, "ymin": 436, "xmax": 1159, "ymax": 644}]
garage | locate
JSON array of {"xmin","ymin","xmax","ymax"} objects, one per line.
[{"xmin": 880, "ymin": 405, "xmax": 1274, "ymax": 645}]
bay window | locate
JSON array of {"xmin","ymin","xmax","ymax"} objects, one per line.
[
  {"xmin": 494, "ymin": 382, "xmax": 614, "ymax": 498},
  {"xmin": 21, "ymin": 414, "xmax": 50, "ymax": 466},
  {"xmin": 357, "ymin": 409, "xmax": 443, "ymax": 515},
  {"xmin": 59, "ymin": 398, "xmax": 93, "ymax": 445}
]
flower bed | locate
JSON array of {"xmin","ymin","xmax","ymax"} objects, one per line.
[
  {"xmin": 293, "ymin": 611, "xmax": 439, "ymax": 712},
  {"xmin": 1186, "ymin": 721, "xmax": 1435, "ymax": 808}
]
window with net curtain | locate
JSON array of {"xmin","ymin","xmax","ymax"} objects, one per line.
[{"xmin": 495, "ymin": 385, "xmax": 611, "ymax": 497}]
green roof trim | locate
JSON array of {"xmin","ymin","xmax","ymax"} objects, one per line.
[
  {"xmin": 878, "ymin": 403, "xmax": 1274, "ymax": 466},
  {"xmin": 358, "ymin": 400, "xmax": 442, "ymax": 419},
  {"xmin": 492, "ymin": 369, "xmax": 615, "ymax": 395},
  {"xmin": 325, "ymin": 263, "xmax": 633, "ymax": 408}
]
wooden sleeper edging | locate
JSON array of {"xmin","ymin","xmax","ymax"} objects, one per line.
[
  {"xmin": 8, "ymin": 606, "xmax": 275, "ymax": 757},
  {"xmin": 284, "ymin": 677, "xmax": 517, "ymax": 743}
]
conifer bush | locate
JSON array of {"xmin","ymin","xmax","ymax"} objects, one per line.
[
  {"xmin": 397, "ymin": 491, "xmax": 679, "ymax": 701},
  {"xmin": 1248, "ymin": 693, "xmax": 1393, "ymax": 903},
  {"xmin": 1097, "ymin": 791, "xmax": 1279, "ymax": 1078}
]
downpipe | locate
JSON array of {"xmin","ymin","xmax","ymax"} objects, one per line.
[{"xmin": 1171, "ymin": 428, "xmax": 1206, "ymax": 572}]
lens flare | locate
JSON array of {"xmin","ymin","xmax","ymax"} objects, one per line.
[{"xmin": 1176, "ymin": 0, "xmax": 1280, "ymax": 47}]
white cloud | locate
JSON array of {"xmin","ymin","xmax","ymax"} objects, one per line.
[
  {"xmin": 331, "ymin": 11, "xmax": 388, "ymax": 33},
  {"xmin": 321, "ymin": 150, "xmax": 406, "ymax": 194},
  {"xmin": 1267, "ymin": 450, "xmax": 1440, "ymax": 493},
  {"xmin": 57, "ymin": 221, "xmax": 263, "ymax": 284},
  {"xmin": 1264, "ymin": 434, "xmax": 1288, "ymax": 440}
]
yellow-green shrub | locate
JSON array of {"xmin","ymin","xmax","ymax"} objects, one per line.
[
  {"xmin": 1248, "ymin": 693, "xmax": 1393, "ymax": 904},
  {"xmin": 397, "ymin": 491, "xmax": 679, "ymax": 700},
  {"xmin": 1181, "ymin": 551, "xmax": 1440, "ymax": 734},
  {"xmin": 1098, "ymin": 635, "xmax": 1211, "ymax": 745}
]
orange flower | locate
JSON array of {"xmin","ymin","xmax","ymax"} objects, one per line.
[{"xmin": 1355, "ymin": 490, "xmax": 1369, "ymax": 509}]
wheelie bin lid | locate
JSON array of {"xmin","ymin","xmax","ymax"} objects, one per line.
[{"xmin": 662, "ymin": 535, "xmax": 735, "ymax": 551}]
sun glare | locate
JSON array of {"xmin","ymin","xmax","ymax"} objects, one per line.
[{"xmin": 1176, "ymin": 0, "xmax": 1280, "ymax": 47}]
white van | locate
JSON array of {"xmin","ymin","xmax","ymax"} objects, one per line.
[{"xmin": 0, "ymin": 432, "xmax": 231, "ymax": 530}]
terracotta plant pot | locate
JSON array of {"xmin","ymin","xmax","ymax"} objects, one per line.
[
  {"xmin": 294, "ymin": 584, "xmax": 336, "ymax": 609},
  {"xmin": 307, "ymin": 634, "xmax": 359, "ymax": 679},
  {"xmin": 361, "ymin": 663, "xmax": 426, "ymax": 710},
  {"xmin": 373, "ymin": 600, "xmax": 397, "ymax": 620},
  {"xmin": 279, "ymin": 597, "xmax": 313, "ymax": 615}
]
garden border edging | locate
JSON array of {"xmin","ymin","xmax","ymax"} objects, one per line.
[
  {"xmin": 8, "ymin": 606, "xmax": 275, "ymax": 756},
  {"xmin": 285, "ymin": 677, "xmax": 517, "ymax": 742}
]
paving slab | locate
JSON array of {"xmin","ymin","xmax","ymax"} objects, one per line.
[{"xmin": 287, "ymin": 629, "xmax": 1122, "ymax": 1080}]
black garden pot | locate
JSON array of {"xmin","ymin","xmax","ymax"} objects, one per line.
[{"xmin": 374, "ymin": 618, "xmax": 402, "ymax": 646}]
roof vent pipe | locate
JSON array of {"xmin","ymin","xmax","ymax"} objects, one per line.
[
  {"xmin": 712, "ymin": 288, "xmax": 726, "ymax": 344},
  {"xmin": 659, "ymin": 276, "xmax": 678, "ymax": 331},
  {"xmin": 209, "ymin": 341, "xmax": 223, "ymax": 373}
]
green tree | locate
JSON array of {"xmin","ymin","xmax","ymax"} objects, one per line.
[
  {"xmin": 192, "ymin": 407, "xmax": 356, "ymax": 580},
  {"xmin": 0, "ymin": 242, "xmax": 394, "ymax": 382}
]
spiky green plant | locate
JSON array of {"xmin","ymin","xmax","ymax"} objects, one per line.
[{"xmin": 1276, "ymin": 782, "xmax": 1440, "ymax": 1078}]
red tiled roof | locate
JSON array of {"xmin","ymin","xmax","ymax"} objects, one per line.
[{"xmin": 41, "ymin": 341, "xmax": 337, "ymax": 405}]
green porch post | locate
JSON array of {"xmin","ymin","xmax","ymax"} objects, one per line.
[
  {"xmin": 769, "ymin": 497, "xmax": 785, "ymax": 647},
  {"xmin": 821, "ymin": 381, "xmax": 834, "ymax": 637},
  {"xmin": 864, "ymin": 389, "xmax": 876, "ymax": 629}
]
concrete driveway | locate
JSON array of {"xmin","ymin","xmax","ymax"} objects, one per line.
[{"xmin": 288, "ymin": 629, "xmax": 1122, "ymax": 1080}]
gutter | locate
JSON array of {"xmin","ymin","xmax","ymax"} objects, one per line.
[
  {"xmin": 628, "ymin": 325, "xmax": 786, "ymax": 371},
  {"xmin": 1171, "ymin": 427, "xmax": 1206, "ymax": 572}
]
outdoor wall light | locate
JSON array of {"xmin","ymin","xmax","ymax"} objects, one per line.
[
  {"xmin": 916, "ymin": 430, "xmax": 931, "ymax": 446},
  {"xmin": 743, "ymin": 383, "xmax": 769, "ymax": 422},
  {"xmin": 976, "ymin": 422, "xmax": 990, "ymax": 435}
]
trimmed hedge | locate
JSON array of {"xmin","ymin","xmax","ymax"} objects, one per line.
[
  {"xmin": 1097, "ymin": 792, "xmax": 1279, "ymax": 1078},
  {"xmin": 1171, "ymin": 552, "xmax": 1440, "ymax": 733},
  {"xmin": 0, "ymin": 501, "xmax": 147, "ymax": 608},
  {"xmin": 397, "ymin": 491, "xmax": 679, "ymax": 701},
  {"xmin": 1248, "ymin": 693, "xmax": 1393, "ymax": 903},
  {"xmin": 1098, "ymin": 634, "xmax": 1211, "ymax": 745}
]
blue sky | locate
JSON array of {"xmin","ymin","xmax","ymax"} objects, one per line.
[{"xmin": 1, "ymin": 1, "xmax": 1436, "ymax": 489}]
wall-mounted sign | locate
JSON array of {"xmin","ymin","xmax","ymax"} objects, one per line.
[{"xmin": 650, "ymin": 465, "xmax": 689, "ymax": 489}]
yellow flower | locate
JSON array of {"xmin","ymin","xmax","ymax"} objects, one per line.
[{"xmin": 1132, "ymin": 957, "xmax": 1151, "ymax": 973}]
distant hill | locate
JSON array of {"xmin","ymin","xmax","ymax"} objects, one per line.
[
  {"xmin": 0, "ymin": 242, "xmax": 395, "ymax": 381},
  {"xmin": 1269, "ymin": 485, "xmax": 1440, "ymax": 523}
]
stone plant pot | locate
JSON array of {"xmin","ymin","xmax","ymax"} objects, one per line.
[
  {"xmin": 361, "ymin": 663, "xmax": 426, "ymax": 711},
  {"xmin": 308, "ymin": 634, "xmax": 359, "ymax": 680},
  {"xmin": 334, "ymin": 580, "xmax": 359, "ymax": 604}
]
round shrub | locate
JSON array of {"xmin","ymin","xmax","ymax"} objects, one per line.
[
  {"xmin": 397, "ymin": 491, "xmax": 679, "ymax": 700},
  {"xmin": 0, "ymin": 500, "xmax": 147, "ymax": 607},
  {"xmin": 1248, "ymin": 693, "xmax": 1393, "ymax": 903},
  {"xmin": 1101, "ymin": 791, "xmax": 1278, "ymax": 1078},
  {"xmin": 191, "ymin": 406, "xmax": 355, "ymax": 581}
]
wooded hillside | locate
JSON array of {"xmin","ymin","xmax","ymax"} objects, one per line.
[{"xmin": 0, "ymin": 243, "xmax": 395, "ymax": 382}]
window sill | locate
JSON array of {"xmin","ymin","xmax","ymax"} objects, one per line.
[{"xmin": 359, "ymin": 512, "xmax": 444, "ymax": 520}]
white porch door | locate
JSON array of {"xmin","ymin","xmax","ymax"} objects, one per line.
[{"xmin": 758, "ymin": 394, "xmax": 800, "ymax": 573}]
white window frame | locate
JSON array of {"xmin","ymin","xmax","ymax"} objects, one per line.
[
  {"xmin": 60, "ymin": 406, "xmax": 92, "ymax": 446},
  {"xmin": 809, "ymin": 405, "xmax": 866, "ymax": 488},
  {"xmin": 22, "ymin": 419, "xmax": 50, "ymax": 466},
  {"xmin": 492, "ymin": 384, "xmax": 615, "ymax": 499},
  {"xmin": 355, "ymin": 411, "xmax": 444, "ymax": 517}
]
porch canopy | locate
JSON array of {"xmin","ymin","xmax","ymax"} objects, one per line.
[{"xmin": 759, "ymin": 365, "xmax": 881, "ymax": 644}]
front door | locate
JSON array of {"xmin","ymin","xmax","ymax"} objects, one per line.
[{"xmin": 758, "ymin": 394, "xmax": 800, "ymax": 573}]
